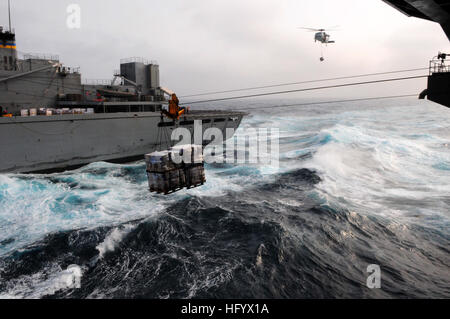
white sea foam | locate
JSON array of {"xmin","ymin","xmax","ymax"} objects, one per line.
[
  {"xmin": 304, "ymin": 104, "xmax": 450, "ymax": 222},
  {"xmin": 0, "ymin": 264, "xmax": 83, "ymax": 299},
  {"xmin": 0, "ymin": 162, "xmax": 168, "ymax": 256},
  {"xmin": 97, "ymin": 224, "xmax": 135, "ymax": 258}
]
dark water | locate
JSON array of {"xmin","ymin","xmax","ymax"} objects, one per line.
[{"xmin": 0, "ymin": 98, "xmax": 449, "ymax": 298}]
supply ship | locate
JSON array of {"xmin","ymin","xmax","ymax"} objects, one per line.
[{"xmin": 0, "ymin": 27, "xmax": 246, "ymax": 173}]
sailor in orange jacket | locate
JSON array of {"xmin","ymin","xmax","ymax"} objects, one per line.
[
  {"xmin": 0, "ymin": 106, "xmax": 13, "ymax": 117},
  {"xmin": 163, "ymin": 94, "xmax": 186, "ymax": 120}
]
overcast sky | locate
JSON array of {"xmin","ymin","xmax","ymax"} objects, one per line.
[{"xmin": 1, "ymin": 0, "xmax": 449, "ymax": 100}]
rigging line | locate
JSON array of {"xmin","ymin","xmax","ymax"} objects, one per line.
[
  {"xmin": 36, "ymin": 70, "xmax": 58, "ymax": 104},
  {"xmin": 5, "ymin": 88, "xmax": 55, "ymax": 98},
  {"xmin": 13, "ymin": 77, "xmax": 87, "ymax": 92},
  {"xmin": 180, "ymin": 67, "xmax": 429, "ymax": 98},
  {"xmin": 160, "ymin": 125, "xmax": 163, "ymax": 149},
  {"xmin": 237, "ymin": 94, "xmax": 419, "ymax": 111},
  {"xmin": 6, "ymin": 75, "xmax": 113, "ymax": 92},
  {"xmin": 164, "ymin": 125, "xmax": 172, "ymax": 150},
  {"xmin": 159, "ymin": 124, "xmax": 167, "ymax": 150},
  {"xmin": 22, "ymin": 77, "xmax": 100, "ymax": 90},
  {"xmin": 181, "ymin": 75, "xmax": 428, "ymax": 105},
  {"xmin": 156, "ymin": 121, "xmax": 161, "ymax": 150}
]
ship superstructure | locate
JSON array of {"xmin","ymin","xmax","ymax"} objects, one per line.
[{"xmin": 0, "ymin": 27, "xmax": 166, "ymax": 114}]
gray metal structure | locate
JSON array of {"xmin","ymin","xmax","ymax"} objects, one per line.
[
  {"xmin": 382, "ymin": 0, "xmax": 450, "ymax": 40},
  {"xmin": 0, "ymin": 28, "xmax": 246, "ymax": 173},
  {"xmin": 382, "ymin": 0, "xmax": 450, "ymax": 109}
]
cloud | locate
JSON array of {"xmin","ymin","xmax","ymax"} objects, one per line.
[{"xmin": 1, "ymin": 0, "xmax": 448, "ymax": 98}]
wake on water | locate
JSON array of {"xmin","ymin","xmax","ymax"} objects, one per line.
[{"xmin": 0, "ymin": 98, "xmax": 449, "ymax": 298}]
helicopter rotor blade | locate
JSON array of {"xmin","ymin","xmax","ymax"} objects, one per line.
[
  {"xmin": 323, "ymin": 26, "xmax": 341, "ymax": 31},
  {"xmin": 298, "ymin": 27, "xmax": 320, "ymax": 31}
]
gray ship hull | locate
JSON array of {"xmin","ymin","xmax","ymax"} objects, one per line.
[{"xmin": 0, "ymin": 110, "xmax": 245, "ymax": 174}]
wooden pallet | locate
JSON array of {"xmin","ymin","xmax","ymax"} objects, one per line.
[
  {"xmin": 149, "ymin": 181, "xmax": 206, "ymax": 194},
  {"xmin": 149, "ymin": 186, "xmax": 184, "ymax": 195},
  {"xmin": 186, "ymin": 181, "xmax": 206, "ymax": 189}
]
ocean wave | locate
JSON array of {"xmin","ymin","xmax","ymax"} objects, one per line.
[
  {"xmin": 0, "ymin": 99, "xmax": 449, "ymax": 299},
  {"xmin": 304, "ymin": 120, "xmax": 450, "ymax": 225}
]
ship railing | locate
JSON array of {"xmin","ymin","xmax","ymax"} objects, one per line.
[
  {"xmin": 23, "ymin": 53, "xmax": 60, "ymax": 62},
  {"xmin": 72, "ymin": 66, "xmax": 81, "ymax": 74},
  {"xmin": 0, "ymin": 27, "xmax": 15, "ymax": 38},
  {"xmin": 58, "ymin": 66, "xmax": 81, "ymax": 74},
  {"xmin": 82, "ymin": 79, "xmax": 113, "ymax": 86},
  {"xmin": 429, "ymin": 59, "xmax": 450, "ymax": 75},
  {"xmin": 120, "ymin": 57, "xmax": 158, "ymax": 65}
]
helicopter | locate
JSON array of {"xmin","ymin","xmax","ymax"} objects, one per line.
[
  {"xmin": 298, "ymin": 27, "xmax": 338, "ymax": 61},
  {"xmin": 298, "ymin": 27, "xmax": 337, "ymax": 44}
]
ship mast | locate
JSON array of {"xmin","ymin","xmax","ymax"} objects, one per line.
[{"xmin": 8, "ymin": 0, "xmax": 12, "ymax": 32}]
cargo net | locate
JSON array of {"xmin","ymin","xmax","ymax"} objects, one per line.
[{"xmin": 145, "ymin": 145, "xmax": 206, "ymax": 195}]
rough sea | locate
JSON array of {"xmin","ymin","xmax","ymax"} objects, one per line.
[{"xmin": 0, "ymin": 98, "xmax": 449, "ymax": 299}]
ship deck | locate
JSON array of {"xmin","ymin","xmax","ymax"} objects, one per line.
[{"xmin": 0, "ymin": 109, "xmax": 248, "ymax": 124}]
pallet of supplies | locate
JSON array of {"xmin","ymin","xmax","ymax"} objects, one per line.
[
  {"xmin": 185, "ymin": 165, "xmax": 206, "ymax": 189},
  {"xmin": 145, "ymin": 145, "xmax": 205, "ymax": 195}
]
